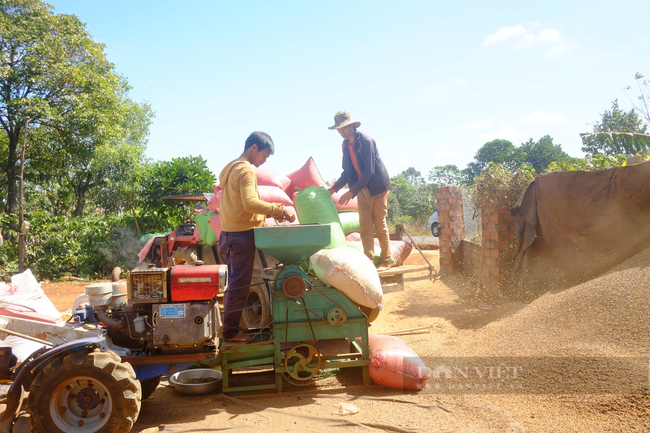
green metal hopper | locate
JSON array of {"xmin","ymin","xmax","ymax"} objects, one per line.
[{"xmin": 254, "ymin": 224, "xmax": 330, "ymax": 263}]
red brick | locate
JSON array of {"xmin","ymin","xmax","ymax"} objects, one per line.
[
  {"xmin": 490, "ymin": 231, "xmax": 499, "ymax": 240},
  {"xmin": 489, "ymin": 215, "xmax": 499, "ymax": 223},
  {"xmin": 503, "ymin": 214, "xmax": 513, "ymax": 223}
]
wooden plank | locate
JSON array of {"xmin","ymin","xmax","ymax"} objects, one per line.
[{"xmin": 377, "ymin": 264, "xmax": 431, "ymax": 277}]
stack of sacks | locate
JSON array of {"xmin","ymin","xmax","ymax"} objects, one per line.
[
  {"xmin": 255, "ymin": 167, "xmax": 299, "ymax": 226},
  {"xmin": 286, "ymin": 157, "xmax": 358, "ymax": 213},
  {"xmin": 209, "ymin": 183, "xmax": 294, "ymax": 214}
]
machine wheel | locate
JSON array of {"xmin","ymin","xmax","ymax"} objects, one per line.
[
  {"xmin": 140, "ymin": 375, "xmax": 161, "ymax": 400},
  {"xmin": 26, "ymin": 349, "xmax": 141, "ymax": 433},
  {"xmin": 285, "ymin": 344, "xmax": 321, "ymax": 381},
  {"xmin": 169, "ymin": 247, "xmax": 197, "ymax": 266},
  {"xmin": 431, "ymin": 222, "xmax": 439, "ymax": 237},
  {"xmin": 241, "ymin": 278, "xmax": 272, "ymax": 329}
]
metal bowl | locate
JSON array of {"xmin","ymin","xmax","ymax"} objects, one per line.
[{"xmin": 169, "ymin": 368, "xmax": 222, "ymax": 395}]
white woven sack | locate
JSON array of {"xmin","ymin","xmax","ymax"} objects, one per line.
[{"xmin": 310, "ymin": 247, "xmax": 383, "ymax": 309}]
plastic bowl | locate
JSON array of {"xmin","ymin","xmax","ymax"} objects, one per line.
[{"xmin": 169, "ymin": 368, "xmax": 222, "ymax": 395}]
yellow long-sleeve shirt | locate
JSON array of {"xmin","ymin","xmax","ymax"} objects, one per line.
[{"xmin": 218, "ymin": 157, "xmax": 285, "ymax": 232}]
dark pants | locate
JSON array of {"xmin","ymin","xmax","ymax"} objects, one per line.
[{"xmin": 219, "ymin": 230, "xmax": 256, "ymax": 339}]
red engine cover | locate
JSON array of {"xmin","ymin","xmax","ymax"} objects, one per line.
[{"xmin": 170, "ymin": 264, "xmax": 226, "ymax": 302}]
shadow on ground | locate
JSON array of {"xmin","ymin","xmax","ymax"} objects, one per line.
[{"xmin": 383, "ymin": 271, "xmax": 528, "ymax": 330}]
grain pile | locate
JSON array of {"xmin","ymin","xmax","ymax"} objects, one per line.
[{"xmin": 455, "ymin": 246, "xmax": 650, "ymax": 358}]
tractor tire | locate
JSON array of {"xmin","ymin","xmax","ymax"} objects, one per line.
[
  {"xmin": 140, "ymin": 375, "xmax": 161, "ymax": 400},
  {"xmin": 169, "ymin": 247, "xmax": 197, "ymax": 266},
  {"xmin": 240, "ymin": 278, "xmax": 272, "ymax": 329},
  {"xmin": 26, "ymin": 349, "xmax": 141, "ymax": 433}
]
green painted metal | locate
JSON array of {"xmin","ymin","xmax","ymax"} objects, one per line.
[
  {"xmin": 254, "ymin": 224, "xmax": 330, "ymax": 263},
  {"xmin": 218, "ymin": 225, "xmax": 372, "ymax": 393}
]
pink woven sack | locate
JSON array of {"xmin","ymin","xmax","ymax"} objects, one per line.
[
  {"xmin": 255, "ymin": 167, "xmax": 292, "ymax": 190},
  {"xmin": 364, "ymin": 333, "xmax": 430, "ymax": 390},
  {"xmin": 331, "ymin": 188, "xmax": 358, "ymax": 212},
  {"xmin": 285, "ymin": 157, "xmax": 326, "ymax": 192}
]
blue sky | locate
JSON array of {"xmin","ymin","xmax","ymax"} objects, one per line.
[{"xmin": 49, "ymin": 0, "xmax": 650, "ymax": 183}]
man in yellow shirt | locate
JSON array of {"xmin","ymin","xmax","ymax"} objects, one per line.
[{"xmin": 218, "ymin": 131, "xmax": 295, "ymax": 342}]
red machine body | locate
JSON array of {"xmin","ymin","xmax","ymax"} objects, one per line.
[{"xmin": 170, "ymin": 264, "xmax": 227, "ymax": 302}]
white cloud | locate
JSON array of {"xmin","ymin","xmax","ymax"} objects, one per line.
[
  {"xmin": 523, "ymin": 111, "xmax": 565, "ymax": 123},
  {"xmin": 451, "ymin": 77, "xmax": 467, "ymax": 87},
  {"xmin": 546, "ymin": 42, "xmax": 574, "ymax": 57},
  {"xmin": 483, "ymin": 25, "xmax": 527, "ymax": 47},
  {"xmin": 518, "ymin": 28, "xmax": 561, "ymax": 47},
  {"xmin": 483, "ymin": 24, "xmax": 574, "ymax": 57},
  {"xmin": 422, "ymin": 86, "xmax": 442, "ymax": 99}
]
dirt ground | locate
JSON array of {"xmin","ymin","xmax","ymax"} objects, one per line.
[{"xmin": 30, "ymin": 249, "xmax": 650, "ymax": 433}]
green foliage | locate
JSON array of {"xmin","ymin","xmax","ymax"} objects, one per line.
[
  {"xmin": 428, "ymin": 164, "xmax": 462, "ymax": 186},
  {"xmin": 461, "ymin": 139, "xmax": 526, "ymax": 183},
  {"xmin": 547, "ymin": 152, "xmax": 650, "ymax": 172},
  {"xmin": 400, "ymin": 167, "xmax": 424, "ymax": 186},
  {"xmin": 625, "ymin": 72, "xmax": 650, "ymax": 126},
  {"xmin": 141, "ymin": 155, "xmax": 216, "ymax": 233},
  {"xmin": 581, "ymin": 100, "xmax": 649, "ymax": 155},
  {"xmin": 0, "ymin": 0, "xmax": 128, "ymax": 216},
  {"xmin": 469, "ymin": 163, "xmax": 536, "ymax": 209},
  {"xmin": 0, "ymin": 210, "xmax": 141, "ymax": 281},
  {"xmin": 387, "ymin": 172, "xmax": 434, "ymax": 226},
  {"xmin": 520, "ymin": 135, "xmax": 570, "ymax": 173}
]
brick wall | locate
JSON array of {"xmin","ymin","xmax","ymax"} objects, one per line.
[
  {"xmin": 437, "ymin": 186, "xmax": 518, "ymax": 294},
  {"xmin": 437, "ymin": 186, "xmax": 465, "ymax": 273},
  {"xmin": 479, "ymin": 192, "xmax": 518, "ymax": 291}
]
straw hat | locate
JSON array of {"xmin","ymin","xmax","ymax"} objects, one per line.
[{"xmin": 328, "ymin": 110, "xmax": 361, "ymax": 130}]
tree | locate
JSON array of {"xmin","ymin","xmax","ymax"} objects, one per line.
[
  {"xmin": 428, "ymin": 164, "xmax": 462, "ymax": 186},
  {"xmin": 0, "ymin": 0, "xmax": 124, "ymax": 217},
  {"xmin": 400, "ymin": 167, "xmax": 423, "ymax": 186},
  {"xmin": 520, "ymin": 135, "xmax": 569, "ymax": 173},
  {"xmin": 581, "ymin": 99, "xmax": 649, "ymax": 155},
  {"xmin": 461, "ymin": 139, "xmax": 525, "ymax": 183},
  {"xmin": 141, "ymin": 156, "xmax": 216, "ymax": 232},
  {"xmin": 626, "ymin": 72, "xmax": 650, "ymax": 127},
  {"xmin": 386, "ymin": 173, "xmax": 432, "ymax": 226}
]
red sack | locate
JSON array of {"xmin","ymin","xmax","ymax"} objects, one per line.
[
  {"xmin": 331, "ymin": 188, "xmax": 358, "ymax": 212},
  {"xmin": 346, "ymin": 232, "xmax": 361, "ymax": 242},
  {"xmin": 255, "ymin": 167, "xmax": 291, "ymax": 190},
  {"xmin": 258, "ymin": 185, "xmax": 293, "ymax": 206},
  {"xmin": 285, "ymin": 157, "xmax": 326, "ymax": 192},
  {"xmin": 209, "ymin": 185, "xmax": 222, "ymax": 212},
  {"xmin": 364, "ymin": 333, "xmax": 430, "ymax": 390},
  {"xmin": 209, "ymin": 185, "xmax": 292, "ymax": 212},
  {"xmin": 208, "ymin": 214, "xmax": 221, "ymax": 240},
  {"xmin": 373, "ymin": 240, "xmax": 413, "ymax": 266}
]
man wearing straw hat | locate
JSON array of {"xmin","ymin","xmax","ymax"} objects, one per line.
[{"xmin": 327, "ymin": 111, "xmax": 393, "ymax": 271}]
